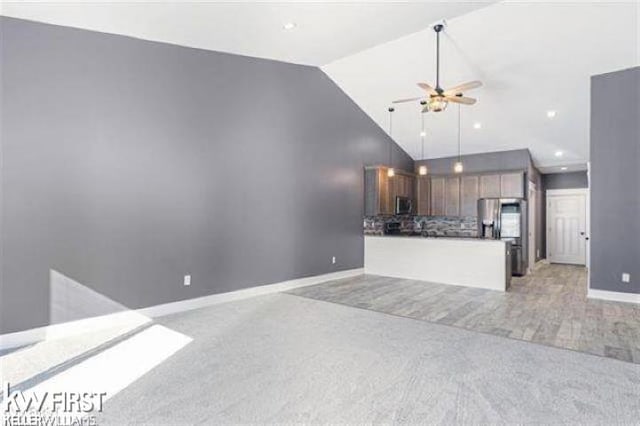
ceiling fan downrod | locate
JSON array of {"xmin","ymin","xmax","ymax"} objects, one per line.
[{"xmin": 434, "ymin": 24, "xmax": 444, "ymax": 94}]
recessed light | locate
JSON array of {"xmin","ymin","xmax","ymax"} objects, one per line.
[
  {"xmin": 547, "ymin": 110, "xmax": 557, "ymax": 118},
  {"xmin": 555, "ymin": 150, "xmax": 563, "ymax": 157},
  {"xmin": 282, "ymin": 22, "xmax": 297, "ymax": 30},
  {"xmin": 473, "ymin": 122, "xmax": 482, "ymax": 129},
  {"xmin": 420, "ymin": 130, "xmax": 426, "ymax": 137},
  {"xmin": 560, "ymin": 166, "xmax": 568, "ymax": 171}
]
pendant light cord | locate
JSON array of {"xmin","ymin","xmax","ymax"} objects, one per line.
[
  {"xmin": 457, "ymin": 104, "xmax": 462, "ymax": 162},
  {"xmin": 388, "ymin": 107, "xmax": 394, "ymax": 167},
  {"xmin": 421, "ymin": 112, "xmax": 425, "ymax": 160}
]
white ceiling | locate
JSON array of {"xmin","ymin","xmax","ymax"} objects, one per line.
[
  {"xmin": 0, "ymin": 0, "xmax": 490, "ymax": 66},
  {"xmin": 323, "ymin": 1, "xmax": 640, "ymax": 169},
  {"xmin": 2, "ymin": 1, "xmax": 638, "ymax": 170}
]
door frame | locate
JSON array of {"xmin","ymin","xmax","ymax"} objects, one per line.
[
  {"xmin": 528, "ymin": 181, "xmax": 537, "ymax": 274},
  {"xmin": 546, "ymin": 188, "xmax": 590, "ymax": 266}
]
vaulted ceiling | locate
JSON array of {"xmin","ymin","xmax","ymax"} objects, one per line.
[
  {"xmin": 0, "ymin": 1, "xmax": 490, "ymax": 66},
  {"xmin": 3, "ymin": 1, "xmax": 638, "ymax": 170},
  {"xmin": 322, "ymin": 1, "xmax": 639, "ymax": 170}
]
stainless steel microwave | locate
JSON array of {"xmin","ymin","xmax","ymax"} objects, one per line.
[{"xmin": 395, "ymin": 196, "xmax": 413, "ymax": 215}]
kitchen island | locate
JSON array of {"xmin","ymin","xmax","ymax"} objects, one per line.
[{"xmin": 364, "ymin": 235, "xmax": 511, "ymax": 291}]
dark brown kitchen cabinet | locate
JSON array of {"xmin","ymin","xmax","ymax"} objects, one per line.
[
  {"xmin": 393, "ymin": 174, "xmax": 413, "ymax": 199},
  {"xmin": 378, "ymin": 169, "xmax": 393, "ymax": 214},
  {"xmin": 444, "ymin": 176, "xmax": 461, "ymax": 216},
  {"xmin": 364, "ymin": 166, "xmax": 393, "ymax": 216},
  {"xmin": 500, "ymin": 172, "xmax": 525, "ymax": 198},
  {"xmin": 405, "ymin": 175, "xmax": 415, "ymax": 199},
  {"xmin": 416, "ymin": 175, "xmax": 430, "ymax": 215},
  {"xmin": 364, "ymin": 166, "xmax": 416, "ymax": 216},
  {"xmin": 460, "ymin": 175, "xmax": 480, "ymax": 216},
  {"xmin": 430, "ymin": 177, "xmax": 446, "ymax": 216},
  {"xmin": 391, "ymin": 174, "xmax": 403, "ymax": 200},
  {"xmin": 365, "ymin": 167, "xmax": 525, "ymax": 218},
  {"xmin": 480, "ymin": 174, "xmax": 501, "ymax": 198}
]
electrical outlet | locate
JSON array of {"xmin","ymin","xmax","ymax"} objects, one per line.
[
  {"xmin": 622, "ymin": 273, "xmax": 631, "ymax": 283},
  {"xmin": 184, "ymin": 275, "xmax": 191, "ymax": 286},
  {"xmin": 331, "ymin": 256, "xmax": 336, "ymax": 265}
]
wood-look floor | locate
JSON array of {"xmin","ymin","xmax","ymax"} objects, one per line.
[{"xmin": 287, "ymin": 264, "xmax": 640, "ymax": 364}]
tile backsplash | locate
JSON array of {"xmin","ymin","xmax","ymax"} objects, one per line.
[{"xmin": 363, "ymin": 215, "xmax": 478, "ymax": 237}]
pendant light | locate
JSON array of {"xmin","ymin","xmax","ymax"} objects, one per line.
[
  {"xmin": 418, "ymin": 110, "xmax": 428, "ymax": 175},
  {"xmin": 387, "ymin": 107, "xmax": 395, "ymax": 177},
  {"xmin": 453, "ymin": 103, "xmax": 464, "ymax": 173}
]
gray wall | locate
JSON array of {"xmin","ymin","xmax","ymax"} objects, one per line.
[
  {"xmin": 0, "ymin": 17, "xmax": 413, "ymax": 334},
  {"xmin": 590, "ymin": 66, "xmax": 640, "ymax": 294},
  {"xmin": 542, "ymin": 172, "xmax": 588, "ymax": 190},
  {"xmin": 414, "ymin": 149, "xmax": 532, "ymax": 175}
]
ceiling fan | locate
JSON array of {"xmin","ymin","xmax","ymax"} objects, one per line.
[{"xmin": 393, "ymin": 23, "xmax": 482, "ymax": 113}]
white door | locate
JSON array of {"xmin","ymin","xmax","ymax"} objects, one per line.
[{"xmin": 547, "ymin": 190, "xmax": 587, "ymax": 265}]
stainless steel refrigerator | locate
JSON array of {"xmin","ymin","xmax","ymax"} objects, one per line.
[{"xmin": 477, "ymin": 198, "xmax": 528, "ymax": 276}]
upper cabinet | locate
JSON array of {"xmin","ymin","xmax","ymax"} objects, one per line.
[
  {"xmin": 416, "ymin": 175, "xmax": 431, "ymax": 215},
  {"xmin": 444, "ymin": 176, "xmax": 461, "ymax": 216},
  {"xmin": 364, "ymin": 167, "xmax": 392, "ymax": 216},
  {"xmin": 479, "ymin": 174, "xmax": 501, "ymax": 198},
  {"xmin": 460, "ymin": 175, "xmax": 480, "ymax": 216},
  {"xmin": 428, "ymin": 171, "xmax": 525, "ymax": 218},
  {"xmin": 393, "ymin": 173, "xmax": 414, "ymax": 199},
  {"xmin": 479, "ymin": 172, "xmax": 524, "ymax": 199},
  {"xmin": 379, "ymin": 169, "xmax": 393, "ymax": 214},
  {"xmin": 500, "ymin": 172, "xmax": 525, "ymax": 198},
  {"xmin": 365, "ymin": 167, "xmax": 525, "ymax": 218},
  {"xmin": 430, "ymin": 177, "xmax": 446, "ymax": 216},
  {"xmin": 364, "ymin": 166, "xmax": 415, "ymax": 216}
]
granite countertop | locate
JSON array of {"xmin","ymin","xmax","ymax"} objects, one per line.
[
  {"xmin": 364, "ymin": 230, "xmax": 476, "ymax": 238},
  {"xmin": 364, "ymin": 233, "xmax": 506, "ymax": 243}
]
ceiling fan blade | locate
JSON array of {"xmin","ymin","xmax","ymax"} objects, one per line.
[
  {"xmin": 446, "ymin": 95, "xmax": 477, "ymax": 105},
  {"xmin": 443, "ymin": 80, "xmax": 483, "ymax": 95},
  {"xmin": 392, "ymin": 96, "xmax": 423, "ymax": 104},
  {"xmin": 417, "ymin": 82, "xmax": 437, "ymax": 94}
]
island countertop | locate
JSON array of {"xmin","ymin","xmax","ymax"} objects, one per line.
[
  {"xmin": 365, "ymin": 234, "xmax": 506, "ymax": 243},
  {"xmin": 364, "ymin": 235, "xmax": 510, "ymax": 291}
]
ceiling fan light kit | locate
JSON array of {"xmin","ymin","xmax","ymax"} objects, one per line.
[{"xmin": 427, "ymin": 96, "xmax": 448, "ymax": 112}]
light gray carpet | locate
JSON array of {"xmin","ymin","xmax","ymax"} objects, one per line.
[{"xmin": 98, "ymin": 293, "xmax": 640, "ymax": 424}]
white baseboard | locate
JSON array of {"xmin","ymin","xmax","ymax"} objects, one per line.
[
  {"xmin": 587, "ymin": 288, "xmax": 640, "ymax": 304},
  {"xmin": 137, "ymin": 268, "xmax": 363, "ymax": 317},
  {"xmin": 0, "ymin": 268, "xmax": 363, "ymax": 351}
]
